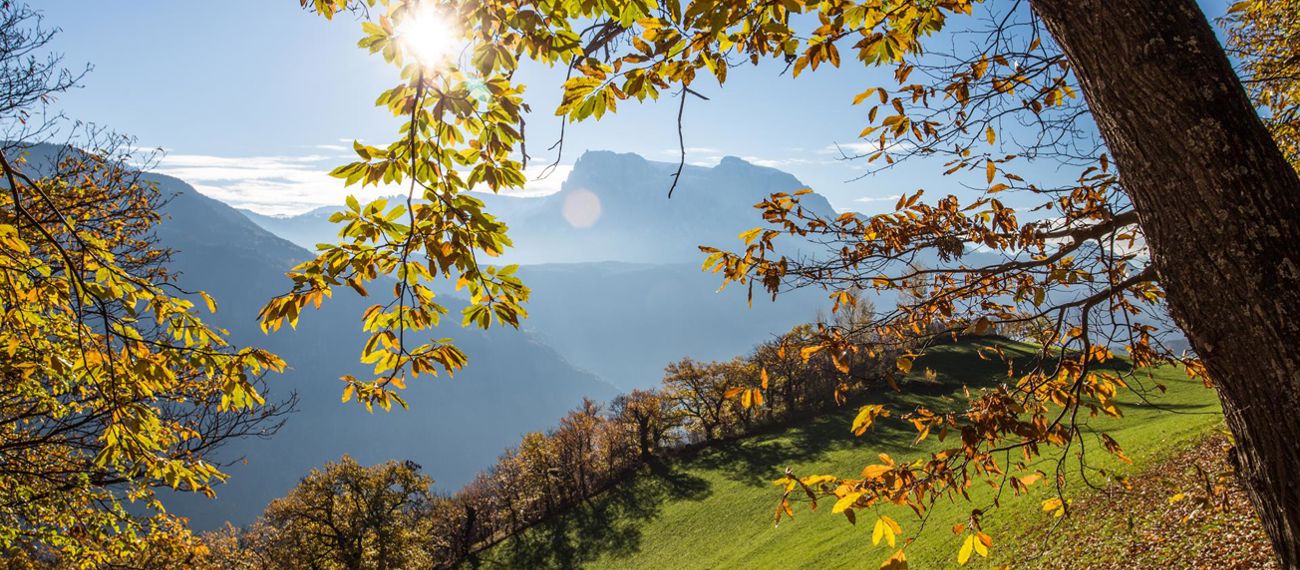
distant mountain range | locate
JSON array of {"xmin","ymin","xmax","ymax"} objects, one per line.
[
  {"xmin": 241, "ymin": 151, "xmax": 837, "ymax": 391},
  {"xmin": 241, "ymin": 151, "xmax": 837, "ymax": 265}
]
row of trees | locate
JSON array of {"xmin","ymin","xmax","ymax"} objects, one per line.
[{"xmin": 193, "ymin": 300, "xmax": 905, "ymax": 569}]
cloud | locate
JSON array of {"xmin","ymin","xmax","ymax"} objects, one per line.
[
  {"xmin": 854, "ymin": 193, "xmax": 902, "ymax": 203},
  {"xmin": 154, "ymin": 154, "xmax": 344, "ymax": 216},
  {"xmin": 660, "ymin": 146, "xmax": 722, "ymax": 156},
  {"xmin": 482, "ymin": 164, "xmax": 573, "ymax": 198},
  {"xmin": 820, "ymin": 140, "xmax": 918, "ymax": 157},
  {"xmin": 155, "ymin": 152, "xmax": 574, "ymax": 216},
  {"xmin": 821, "ymin": 142, "xmax": 877, "ymax": 156},
  {"xmin": 741, "ymin": 156, "xmax": 827, "ymax": 169},
  {"xmin": 659, "ymin": 146, "xmax": 834, "ymax": 169}
]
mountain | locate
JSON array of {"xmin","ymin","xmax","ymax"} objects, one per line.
[
  {"xmin": 238, "ymin": 152, "xmax": 836, "ymax": 390},
  {"xmin": 241, "ymin": 151, "xmax": 837, "ymax": 265},
  {"xmin": 142, "ymin": 172, "xmax": 619, "ymax": 530}
]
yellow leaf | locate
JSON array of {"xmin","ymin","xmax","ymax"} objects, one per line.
[
  {"xmin": 853, "ymin": 88, "xmax": 878, "ymax": 105},
  {"xmin": 852, "ymin": 404, "xmax": 888, "ymax": 436},
  {"xmin": 880, "ymin": 516, "xmax": 897, "ymax": 547},
  {"xmin": 1168, "ymin": 492, "xmax": 1186, "ymax": 504},
  {"xmin": 985, "ymin": 126, "xmax": 996, "ymax": 145},
  {"xmin": 760, "ymin": 368, "xmax": 769, "ymax": 390},
  {"xmin": 872, "ymin": 519, "xmax": 885, "ymax": 545},
  {"xmin": 1042, "ymin": 497, "xmax": 1068, "ymax": 517},
  {"xmin": 831, "ymin": 352, "xmax": 851, "ymax": 374},
  {"xmin": 896, "ymin": 356, "xmax": 914, "ymax": 374},
  {"xmin": 832, "ymin": 492, "xmax": 863, "ymax": 513},
  {"xmin": 958, "ymin": 534, "xmax": 974, "ymax": 565},
  {"xmin": 985, "ymin": 160, "xmax": 996, "ymax": 184},
  {"xmin": 880, "ymin": 550, "xmax": 908, "ymax": 570},
  {"xmin": 974, "ymin": 532, "xmax": 990, "ymax": 557},
  {"xmin": 882, "ymin": 515, "xmax": 902, "ymax": 536},
  {"xmin": 800, "ymin": 345, "xmax": 824, "ymax": 362},
  {"xmin": 199, "ymin": 291, "xmax": 218, "ymax": 313},
  {"xmin": 801, "ymin": 475, "xmax": 836, "ymax": 486},
  {"xmin": 862, "ymin": 464, "xmax": 891, "ymax": 479}
]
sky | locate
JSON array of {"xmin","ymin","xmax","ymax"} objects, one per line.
[{"xmin": 38, "ymin": 0, "xmax": 1234, "ymax": 216}]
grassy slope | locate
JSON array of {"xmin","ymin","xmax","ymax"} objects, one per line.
[{"xmin": 476, "ymin": 339, "xmax": 1225, "ymax": 569}]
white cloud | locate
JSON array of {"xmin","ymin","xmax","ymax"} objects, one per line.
[
  {"xmin": 821, "ymin": 142, "xmax": 877, "ymax": 155},
  {"xmin": 820, "ymin": 140, "xmax": 918, "ymax": 157},
  {"xmin": 155, "ymin": 154, "xmax": 345, "ymax": 216},
  {"xmin": 488, "ymin": 164, "xmax": 573, "ymax": 197},
  {"xmin": 156, "ymin": 152, "xmax": 574, "ymax": 216},
  {"xmin": 659, "ymin": 146, "xmax": 834, "ymax": 170},
  {"xmin": 660, "ymin": 146, "xmax": 722, "ymax": 156},
  {"xmin": 854, "ymin": 193, "xmax": 902, "ymax": 203},
  {"xmin": 741, "ymin": 156, "xmax": 826, "ymax": 169}
]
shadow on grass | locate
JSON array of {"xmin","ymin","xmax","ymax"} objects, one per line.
[
  {"xmin": 470, "ymin": 459, "xmax": 710, "ymax": 568},
  {"xmin": 685, "ymin": 339, "xmax": 1037, "ymax": 487}
]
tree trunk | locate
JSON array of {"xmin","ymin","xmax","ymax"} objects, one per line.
[{"xmin": 1030, "ymin": 0, "xmax": 1300, "ymax": 566}]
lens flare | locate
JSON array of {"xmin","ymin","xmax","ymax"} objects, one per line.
[
  {"xmin": 562, "ymin": 189, "xmax": 602, "ymax": 229},
  {"xmin": 396, "ymin": 6, "xmax": 459, "ymax": 68}
]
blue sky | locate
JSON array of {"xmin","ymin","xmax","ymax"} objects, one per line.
[{"xmin": 38, "ymin": 0, "xmax": 1234, "ymax": 215}]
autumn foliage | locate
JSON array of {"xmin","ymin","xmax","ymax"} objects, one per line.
[{"xmin": 0, "ymin": 5, "xmax": 287, "ymax": 564}]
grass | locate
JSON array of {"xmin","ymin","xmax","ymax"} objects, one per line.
[{"xmin": 472, "ymin": 338, "xmax": 1225, "ymax": 569}]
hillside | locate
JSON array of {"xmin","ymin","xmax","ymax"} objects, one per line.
[{"xmin": 473, "ymin": 339, "xmax": 1247, "ymax": 569}]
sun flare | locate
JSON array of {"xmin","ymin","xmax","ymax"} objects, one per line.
[{"xmin": 396, "ymin": 6, "xmax": 460, "ymax": 68}]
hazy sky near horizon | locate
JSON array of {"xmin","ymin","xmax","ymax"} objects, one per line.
[{"xmin": 39, "ymin": 0, "xmax": 1233, "ymax": 215}]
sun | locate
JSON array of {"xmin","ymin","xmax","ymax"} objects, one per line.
[{"xmin": 396, "ymin": 5, "xmax": 460, "ymax": 68}]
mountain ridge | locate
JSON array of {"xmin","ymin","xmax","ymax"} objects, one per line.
[{"xmin": 241, "ymin": 150, "xmax": 837, "ymax": 265}]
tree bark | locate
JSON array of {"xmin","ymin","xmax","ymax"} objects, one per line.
[{"xmin": 1029, "ymin": 0, "xmax": 1300, "ymax": 566}]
